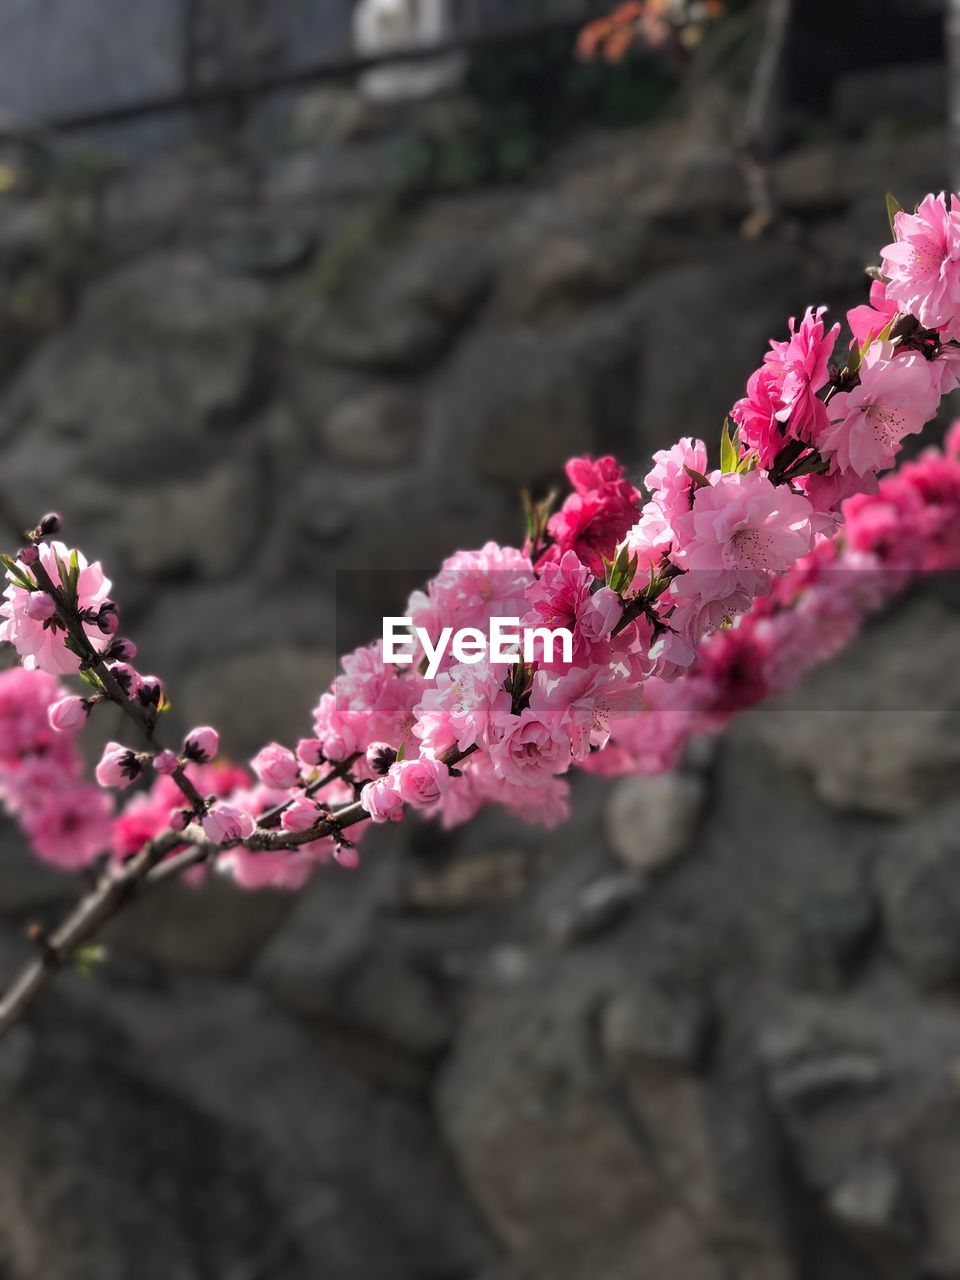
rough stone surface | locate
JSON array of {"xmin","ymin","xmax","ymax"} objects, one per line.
[{"xmin": 604, "ymin": 770, "xmax": 706, "ymax": 874}]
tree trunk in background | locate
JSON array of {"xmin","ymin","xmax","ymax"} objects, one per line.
[{"xmin": 950, "ymin": 0, "xmax": 960, "ymax": 187}]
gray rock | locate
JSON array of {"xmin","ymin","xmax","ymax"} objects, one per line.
[
  {"xmin": 601, "ymin": 979, "xmax": 711, "ymax": 1071},
  {"xmin": 604, "ymin": 771, "xmax": 706, "ymax": 874},
  {"xmin": 550, "ymin": 871, "xmax": 645, "ymax": 946},
  {"xmin": 789, "ymin": 893, "xmax": 877, "ymax": 993},
  {"xmin": 408, "ymin": 848, "xmax": 532, "ymax": 911},
  {"xmin": 876, "ymin": 800, "xmax": 960, "ymax": 987},
  {"xmin": 256, "ymin": 855, "xmax": 453, "ymax": 1056},
  {"xmin": 828, "ymin": 1156, "xmax": 919, "ymax": 1245},
  {"xmin": 288, "ymin": 236, "xmax": 491, "ymax": 370},
  {"xmin": 322, "ymin": 385, "xmax": 425, "ymax": 466}
]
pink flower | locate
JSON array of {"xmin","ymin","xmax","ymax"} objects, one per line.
[
  {"xmin": 645, "ymin": 438, "xmax": 708, "ymax": 520},
  {"xmin": 20, "ymin": 784, "xmax": 113, "ymax": 869},
  {"xmin": 881, "ymin": 192, "xmax": 960, "ymax": 340},
  {"xmin": 390, "ymin": 756, "xmax": 450, "ymax": 810},
  {"xmin": 731, "ymin": 308, "xmax": 839, "ymax": 466},
  {"xmin": 488, "ymin": 708, "xmax": 571, "ymax": 786},
  {"xmin": 413, "ymin": 660, "xmax": 510, "ymax": 755},
  {"xmin": 202, "ymin": 803, "xmax": 256, "ymax": 844},
  {"xmin": 529, "ymin": 663, "xmax": 643, "ymax": 759},
  {"xmin": 95, "ymin": 742, "xmax": 142, "ymax": 789},
  {"xmin": 847, "ymin": 279, "xmax": 898, "ymax": 347},
  {"xmin": 523, "ymin": 551, "xmax": 620, "ymax": 669},
  {"xmin": 24, "ymin": 593, "xmax": 56, "ymax": 622},
  {"xmin": 48, "ymin": 695, "xmax": 89, "ymax": 733},
  {"xmin": 672, "ymin": 470, "xmax": 815, "ymax": 599},
  {"xmin": 297, "ymin": 738, "xmax": 325, "ymax": 767},
  {"xmin": 360, "ymin": 775, "xmax": 404, "ymax": 823},
  {"xmin": 153, "ymin": 750, "xmax": 179, "ymax": 776},
  {"xmin": 819, "ymin": 343, "xmax": 940, "ymax": 477},
  {"xmin": 251, "ymin": 743, "xmax": 300, "ymax": 790},
  {"xmin": 184, "ymin": 725, "xmax": 219, "ymax": 763},
  {"xmin": 543, "ymin": 456, "xmax": 641, "ymax": 575},
  {"xmin": 0, "ymin": 541, "xmax": 112, "ymax": 676},
  {"xmin": 281, "ymin": 795, "xmax": 322, "ymax": 833}
]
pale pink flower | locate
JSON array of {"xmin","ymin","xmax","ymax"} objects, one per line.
[
  {"xmin": 881, "ymin": 192, "xmax": 960, "ymax": 339},
  {"xmin": 390, "ymin": 755, "xmax": 450, "ymax": 811},
  {"xmin": 96, "ymin": 742, "xmax": 142, "ymax": 789},
  {"xmin": 360, "ymin": 775, "xmax": 404, "ymax": 823},
  {"xmin": 251, "ymin": 742, "xmax": 300, "ymax": 790},
  {"xmin": 281, "ymin": 795, "xmax": 322, "ymax": 833},
  {"xmin": 819, "ymin": 343, "xmax": 940, "ymax": 477},
  {"xmin": 488, "ymin": 708, "xmax": 571, "ymax": 786},
  {"xmin": 48, "ymin": 695, "xmax": 89, "ymax": 733},
  {"xmin": 202, "ymin": 803, "xmax": 256, "ymax": 844},
  {"xmin": 153, "ymin": 750, "xmax": 179, "ymax": 776},
  {"xmin": 0, "ymin": 541, "xmax": 111, "ymax": 675},
  {"xmin": 671, "ymin": 470, "xmax": 815, "ymax": 599}
]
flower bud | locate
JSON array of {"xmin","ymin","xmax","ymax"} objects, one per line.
[
  {"xmin": 48, "ymin": 696, "xmax": 90, "ymax": 733},
  {"xmin": 105, "ymin": 636, "xmax": 137, "ymax": 663},
  {"xmin": 38, "ymin": 513, "xmax": 61, "ymax": 537},
  {"xmin": 170, "ymin": 808, "xmax": 190, "ymax": 833},
  {"xmin": 24, "ymin": 593, "xmax": 55, "ymax": 622},
  {"xmin": 202, "ymin": 804, "xmax": 256, "ymax": 844},
  {"xmin": 252, "ymin": 742, "xmax": 299, "ymax": 790},
  {"xmin": 184, "ymin": 726, "xmax": 219, "ymax": 763},
  {"xmin": 18, "ymin": 545, "xmax": 39, "ymax": 566},
  {"xmin": 154, "ymin": 750, "xmax": 179, "ymax": 776},
  {"xmin": 137, "ymin": 675, "xmax": 164, "ymax": 709},
  {"xmin": 96, "ymin": 742, "xmax": 142, "ymax": 789},
  {"xmin": 280, "ymin": 796, "xmax": 321, "ymax": 834},
  {"xmin": 366, "ymin": 742, "xmax": 397, "ymax": 776},
  {"xmin": 97, "ymin": 601, "xmax": 120, "ymax": 635},
  {"xmin": 106, "ymin": 662, "xmax": 141, "ymax": 698},
  {"xmin": 297, "ymin": 738, "xmax": 325, "ymax": 768}
]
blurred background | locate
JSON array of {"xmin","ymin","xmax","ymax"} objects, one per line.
[{"xmin": 1, "ymin": 2, "xmax": 960, "ymax": 1277}]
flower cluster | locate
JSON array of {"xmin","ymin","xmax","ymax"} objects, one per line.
[{"xmin": 2, "ymin": 188, "xmax": 960, "ymax": 903}]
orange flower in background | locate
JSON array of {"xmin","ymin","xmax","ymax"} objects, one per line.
[{"xmin": 577, "ymin": 0, "xmax": 726, "ymax": 63}]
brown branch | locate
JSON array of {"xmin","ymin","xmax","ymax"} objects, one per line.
[{"xmin": 0, "ymin": 744, "xmax": 474, "ymax": 1035}]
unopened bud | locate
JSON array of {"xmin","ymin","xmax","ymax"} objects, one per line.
[
  {"xmin": 38, "ymin": 513, "xmax": 61, "ymax": 537},
  {"xmin": 366, "ymin": 742, "xmax": 397, "ymax": 776}
]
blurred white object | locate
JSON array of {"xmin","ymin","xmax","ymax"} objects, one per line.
[{"xmin": 353, "ymin": 0, "xmax": 466, "ymax": 103}]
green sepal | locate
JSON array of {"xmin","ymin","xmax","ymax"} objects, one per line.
[
  {"xmin": 0, "ymin": 552, "xmax": 36, "ymax": 591},
  {"xmin": 720, "ymin": 418, "xmax": 740, "ymax": 474},
  {"xmin": 885, "ymin": 192, "xmax": 904, "ymax": 237}
]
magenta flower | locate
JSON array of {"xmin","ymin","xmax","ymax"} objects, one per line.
[{"xmin": 544, "ymin": 456, "xmax": 641, "ymax": 576}]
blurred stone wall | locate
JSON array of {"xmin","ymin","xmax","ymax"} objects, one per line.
[{"xmin": 0, "ymin": 84, "xmax": 959, "ymax": 1280}]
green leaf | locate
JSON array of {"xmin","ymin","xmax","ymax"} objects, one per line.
[
  {"xmin": 885, "ymin": 192, "xmax": 904, "ymax": 237},
  {"xmin": 0, "ymin": 552, "xmax": 35, "ymax": 591},
  {"xmin": 73, "ymin": 944, "xmax": 107, "ymax": 977},
  {"xmin": 68, "ymin": 549, "xmax": 80, "ymax": 597},
  {"xmin": 720, "ymin": 418, "xmax": 739, "ymax": 474},
  {"xmin": 684, "ymin": 465, "xmax": 711, "ymax": 488},
  {"xmin": 394, "ymin": 740, "xmax": 407, "ymax": 764}
]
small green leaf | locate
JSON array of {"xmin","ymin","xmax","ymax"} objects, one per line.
[
  {"xmin": 0, "ymin": 552, "xmax": 35, "ymax": 591},
  {"xmin": 720, "ymin": 418, "xmax": 740, "ymax": 474},
  {"xmin": 885, "ymin": 192, "xmax": 904, "ymax": 237},
  {"xmin": 394, "ymin": 740, "xmax": 407, "ymax": 764},
  {"xmin": 73, "ymin": 944, "xmax": 107, "ymax": 977},
  {"xmin": 684, "ymin": 465, "xmax": 711, "ymax": 488}
]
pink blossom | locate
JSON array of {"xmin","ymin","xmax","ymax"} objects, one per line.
[
  {"xmin": 95, "ymin": 742, "xmax": 142, "ymax": 789},
  {"xmin": 20, "ymin": 784, "xmax": 113, "ymax": 869},
  {"xmin": 360, "ymin": 774, "xmax": 404, "ymax": 823},
  {"xmin": 530, "ymin": 663, "xmax": 643, "ymax": 758},
  {"xmin": 731, "ymin": 308, "xmax": 839, "ymax": 466},
  {"xmin": 297, "ymin": 738, "xmax": 325, "ymax": 767},
  {"xmin": 413, "ymin": 660, "xmax": 510, "ymax": 755},
  {"xmin": 202, "ymin": 803, "xmax": 256, "ymax": 844},
  {"xmin": 819, "ymin": 343, "xmax": 940, "ymax": 477},
  {"xmin": 251, "ymin": 742, "xmax": 300, "ymax": 790},
  {"xmin": 644, "ymin": 438, "xmax": 708, "ymax": 520},
  {"xmin": 881, "ymin": 192, "xmax": 960, "ymax": 339},
  {"xmin": 390, "ymin": 755, "xmax": 450, "ymax": 810},
  {"xmin": 48, "ymin": 695, "xmax": 89, "ymax": 733},
  {"xmin": 281, "ymin": 795, "xmax": 322, "ymax": 833},
  {"xmin": 544, "ymin": 456, "xmax": 641, "ymax": 576},
  {"xmin": 0, "ymin": 542, "xmax": 112, "ymax": 675},
  {"xmin": 184, "ymin": 725, "xmax": 219, "ymax": 763},
  {"xmin": 847, "ymin": 279, "xmax": 898, "ymax": 347},
  {"xmin": 24, "ymin": 593, "xmax": 56, "ymax": 622},
  {"xmin": 488, "ymin": 707, "xmax": 571, "ymax": 786},
  {"xmin": 154, "ymin": 750, "xmax": 179, "ymax": 776},
  {"xmin": 671, "ymin": 470, "xmax": 815, "ymax": 599}
]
